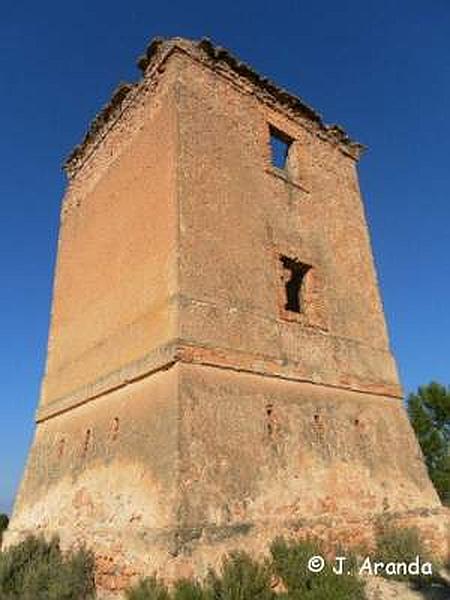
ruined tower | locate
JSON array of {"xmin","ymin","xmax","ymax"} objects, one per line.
[{"xmin": 7, "ymin": 38, "xmax": 447, "ymax": 592}]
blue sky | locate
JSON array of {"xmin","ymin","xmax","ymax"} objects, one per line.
[{"xmin": 1, "ymin": 0, "xmax": 449, "ymax": 514}]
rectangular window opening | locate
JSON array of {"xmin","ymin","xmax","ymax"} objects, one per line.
[
  {"xmin": 280, "ymin": 255, "xmax": 310, "ymax": 314},
  {"xmin": 269, "ymin": 126, "xmax": 293, "ymax": 170}
]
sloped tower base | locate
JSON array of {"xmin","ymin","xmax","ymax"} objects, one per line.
[{"xmin": 7, "ymin": 361, "xmax": 448, "ymax": 593}]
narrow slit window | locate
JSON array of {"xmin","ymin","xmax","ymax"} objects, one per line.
[
  {"xmin": 266, "ymin": 404, "xmax": 274, "ymax": 437},
  {"xmin": 83, "ymin": 428, "xmax": 92, "ymax": 456},
  {"xmin": 280, "ymin": 255, "xmax": 310, "ymax": 313},
  {"xmin": 57, "ymin": 438, "xmax": 65, "ymax": 458},
  {"xmin": 111, "ymin": 417, "xmax": 120, "ymax": 441},
  {"xmin": 269, "ymin": 126, "xmax": 293, "ymax": 170}
]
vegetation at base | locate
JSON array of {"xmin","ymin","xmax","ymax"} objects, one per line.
[
  {"xmin": 371, "ymin": 524, "xmax": 449, "ymax": 591},
  {"xmin": 0, "ymin": 526, "xmax": 447, "ymax": 599},
  {"xmin": 126, "ymin": 538, "xmax": 366, "ymax": 599},
  {"xmin": 373, "ymin": 526, "xmax": 428, "ymax": 567},
  {"xmin": 270, "ymin": 537, "xmax": 365, "ymax": 600},
  {"xmin": 0, "ymin": 535, "xmax": 96, "ymax": 599},
  {"xmin": 206, "ymin": 551, "xmax": 275, "ymax": 600},
  {"xmin": 407, "ymin": 381, "xmax": 450, "ymax": 505},
  {"xmin": 125, "ymin": 528, "xmax": 449, "ymax": 599},
  {"xmin": 125, "ymin": 576, "xmax": 170, "ymax": 600}
]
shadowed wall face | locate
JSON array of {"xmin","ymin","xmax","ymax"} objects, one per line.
[{"xmin": 41, "ymin": 74, "xmax": 179, "ymax": 407}]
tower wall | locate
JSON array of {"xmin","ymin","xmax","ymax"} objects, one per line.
[
  {"xmin": 6, "ymin": 39, "xmax": 448, "ymax": 595},
  {"xmin": 178, "ymin": 364, "xmax": 437, "ymax": 528},
  {"xmin": 175, "ymin": 54, "xmax": 400, "ymax": 396},
  {"xmin": 174, "ymin": 363, "xmax": 447, "ymax": 574},
  {"xmin": 7, "ymin": 52, "xmax": 185, "ymax": 584},
  {"xmin": 10, "ymin": 366, "xmax": 182, "ymax": 590},
  {"xmin": 40, "ymin": 63, "xmax": 179, "ymax": 410}
]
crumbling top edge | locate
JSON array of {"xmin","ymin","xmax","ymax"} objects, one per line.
[
  {"xmin": 63, "ymin": 37, "xmax": 169, "ymax": 177},
  {"xmin": 193, "ymin": 39, "xmax": 365, "ymax": 156},
  {"xmin": 64, "ymin": 36, "xmax": 364, "ymax": 177},
  {"xmin": 63, "ymin": 81, "xmax": 136, "ymax": 176}
]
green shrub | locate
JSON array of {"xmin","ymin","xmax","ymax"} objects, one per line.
[
  {"xmin": 0, "ymin": 514, "xmax": 9, "ymax": 545},
  {"xmin": 0, "ymin": 534, "xmax": 95, "ymax": 599},
  {"xmin": 407, "ymin": 382, "xmax": 450, "ymax": 506},
  {"xmin": 0, "ymin": 514, "xmax": 9, "ymax": 532},
  {"xmin": 172, "ymin": 578, "xmax": 205, "ymax": 600},
  {"xmin": 206, "ymin": 551, "xmax": 275, "ymax": 600},
  {"xmin": 125, "ymin": 575, "xmax": 207, "ymax": 600},
  {"xmin": 125, "ymin": 575, "xmax": 171, "ymax": 600},
  {"xmin": 374, "ymin": 526, "xmax": 426, "ymax": 565},
  {"xmin": 270, "ymin": 537, "xmax": 366, "ymax": 600},
  {"xmin": 126, "ymin": 537, "xmax": 370, "ymax": 599},
  {"xmin": 372, "ymin": 525, "xmax": 436, "ymax": 586}
]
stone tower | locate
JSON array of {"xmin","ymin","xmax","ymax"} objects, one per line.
[{"xmin": 7, "ymin": 38, "xmax": 447, "ymax": 592}]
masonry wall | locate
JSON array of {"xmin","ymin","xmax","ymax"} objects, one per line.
[
  {"xmin": 9, "ymin": 366, "xmax": 181, "ymax": 589},
  {"xmin": 6, "ymin": 42, "xmax": 448, "ymax": 595},
  {"xmin": 173, "ymin": 362, "xmax": 446, "ymax": 574},
  {"xmin": 7, "ymin": 58, "xmax": 184, "ymax": 591},
  {"xmin": 40, "ymin": 68, "xmax": 179, "ymax": 408},
  {"xmin": 175, "ymin": 55, "xmax": 400, "ymax": 397},
  {"xmin": 178, "ymin": 363, "xmax": 439, "ymax": 528}
]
